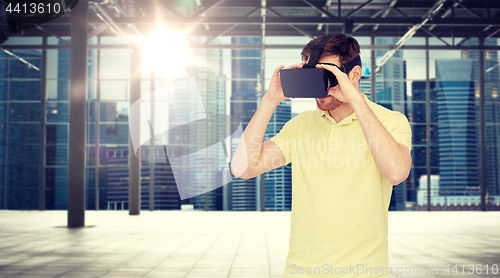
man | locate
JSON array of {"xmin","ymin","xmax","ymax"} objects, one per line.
[{"xmin": 231, "ymin": 34, "xmax": 412, "ymax": 278}]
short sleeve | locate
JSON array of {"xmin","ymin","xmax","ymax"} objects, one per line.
[
  {"xmin": 384, "ymin": 112, "xmax": 412, "ymax": 153},
  {"xmin": 269, "ymin": 116, "xmax": 298, "ymax": 166}
]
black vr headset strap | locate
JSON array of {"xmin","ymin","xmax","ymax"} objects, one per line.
[
  {"xmin": 303, "ymin": 34, "xmax": 335, "ymax": 68},
  {"xmin": 339, "ymin": 55, "xmax": 361, "ymax": 74}
]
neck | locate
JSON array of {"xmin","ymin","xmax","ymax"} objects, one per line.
[{"xmin": 328, "ymin": 102, "xmax": 354, "ymax": 123}]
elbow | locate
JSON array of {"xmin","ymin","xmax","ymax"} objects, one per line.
[
  {"xmin": 232, "ymin": 170, "xmax": 252, "ymax": 180},
  {"xmin": 388, "ymin": 175, "xmax": 406, "ymax": 186},
  {"xmin": 388, "ymin": 151, "xmax": 412, "ymax": 185},
  {"xmin": 230, "ymin": 161, "xmax": 252, "ymax": 180},
  {"xmin": 388, "ymin": 168, "xmax": 410, "ymax": 185}
]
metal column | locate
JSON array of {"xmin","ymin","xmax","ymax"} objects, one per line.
[
  {"xmin": 205, "ymin": 50, "xmax": 210, "ymax": 212},
  {"xmin": 425, "ymin": 36, "xmax": 431, "ymax": 212},
  {"xmin": 149, "ymin": 68, "xmax": 155, "ymax": 211},
  {"xmin": 39, "ymin": 36, "xmax": 47, "ymax": 211},
  {"xmin": 129, "ymin": 45, "xmax": 141, "ymax": 215},
  {"xmin": 95, "ymin": 36, "xmax": 101, "ymax": 211},
  {"xmin": 260, "ymin": 0, "xmax": 266, "ymax": 212},
  {"xmin": 479, "ymin": 37, "xmax": 486, "ymax": 211},
  {"xmin": 370, "ymin": 35, "xmax": 376, "ymax": 102},
  {"xmin": 68, "ymin": 0, "xmax": 89, "ymax": 228}
]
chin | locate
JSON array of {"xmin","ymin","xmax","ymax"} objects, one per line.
[{"xmin": 316, "ymin": 95, "xmax": 343, "ymax": 111}]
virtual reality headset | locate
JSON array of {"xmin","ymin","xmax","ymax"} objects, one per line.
[{"xmin": 279, "ymin": 34, "xmax": 361, "ymax": 98}]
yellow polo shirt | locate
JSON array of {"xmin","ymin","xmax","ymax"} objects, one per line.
[{"xmin": 270, "ymin": 93, "xmax": 412, "ymax": 278}]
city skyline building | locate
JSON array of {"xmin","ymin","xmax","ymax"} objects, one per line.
[
  {"xmin": 0, "ymin": 49, "xmax": 42, "ymax": 210},
  {"xmin": 231, "ymin": 37, "xmax": 293, "ymax": 211},
  {"xmin": 462, "ymin": 38, "xmax": 500, "ymax": 197},
  {"xmin": 410, "ymin": 80, "xmax": 439, "ymax": 204},
  {"xmin": 375, "ymin": 37, "xmax": 406, "ymax": 114},
  {"xmin": 417, "ymin": 175, "xmax": 500, "ymax": 210},
  {"xmin": 374, "ymin": 38, "xmax": 408, "ymax": 210},
  {"xmin": 435, "ymin": 59, "xmax": 479, "ymax": 196},
  {"xmin": 230, "ymin": 37, "xmax": 261, "ymax": 211},
  {"xmin": 264, "ymin": 99, "xmax": 292, "ymax": 211},
  {"xmin": 185, "ymin": 46, "xmax": 227, "ymax": 211}
]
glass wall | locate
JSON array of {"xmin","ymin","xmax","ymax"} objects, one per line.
[
  {"xmin": 0, "ymin": 38, "xmax": 42, "ymax": 210},
  {"xmin": 96, "ymin": 40, "xmax": 131, "ymax": 211},
  {"xmin": 484, "ymin": 43, "xmax": 500, "ymax": 210},
  {"xmin": 0, "ymin": 35, "xmax": 499, "ymax": 211}
]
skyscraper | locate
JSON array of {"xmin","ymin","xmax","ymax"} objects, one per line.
[
  {"xmin": 99, "ymin": 107, "xmax": 182, "ymax": 211},
  {"xmin": 435, "ymin": 60, "xmax": 479, "ymax": 196},
  {"xmin": 0, "ymin": 49, "xmax": 42, "ymax": 210},
  {"xmin": 375, "ymin": 38, "xmax": 408, "ymax": 210},
  {"xmin": 185, "ymin": 47, "xmax": 227, "ymax": 211},
  {"xmin": 410, "ymin": 80, "xmax": 439, "ymax": 203},
  {"xmin": 230, "ymin": 37, "xmax": 294, "ymax": 211},
  {"xmin": 462, "ymin": 38, "xmax": 500, "ymax": 197},
  {"xmin": 264, "ymin": 100, "xmax": 292, "ymax": 211},
  {"xmin": 230, "ymin": 37, "xmax": 261, "ymax": 211},
  {"xmin": 375, "ymin": 37, "xmax": 406, "ymax": 114}
]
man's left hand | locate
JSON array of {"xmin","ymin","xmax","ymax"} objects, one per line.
[{"xmin": 315, "ymin": 64, "xmax": 361, "ymax": 105}]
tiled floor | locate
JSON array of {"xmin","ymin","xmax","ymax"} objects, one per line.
[{"xmin": 0, "ymin": 211, "xmax": 499, "ymax": 278}]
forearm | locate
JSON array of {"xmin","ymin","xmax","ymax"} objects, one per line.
[
  {"xmin": 231, "ymin": 96, "xmax": 279, "ymax": 177},
  {"xmin": 350, "ymin": 95, "xmax": 411, "ymax": 184}
]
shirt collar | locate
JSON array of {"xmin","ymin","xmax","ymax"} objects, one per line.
[{"xmin": 317, "ymin": 93, "xmax": 374, "ymax": 124}]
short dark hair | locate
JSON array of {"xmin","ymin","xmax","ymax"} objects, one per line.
[{"xmin": 301, "ymin": 34, "xmax": 362, "ymax": 70}]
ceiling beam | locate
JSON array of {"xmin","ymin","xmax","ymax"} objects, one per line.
[
  {"xmin": 0, "ymin": 48, "xmax": 40, "ymax": 70},
  {"xmin": 456, "ymin": 25, "xmax": 492, "ymax": 46},
  {"xmin": 289, "ymin": 24, "xmax": 315, "ymax": 39},
  {"xmin": 70, "ymin": 17, "xmax": 500, "ymax": 26},
  {"xmin": 486, "ymin": 27, "xmax": 500, "ymax": 39},
  {"xmin": 345, "ymin": 0, "xmax": 375, "ymax": 18},
  {"xmin": 315, "ymin": 0, "xmax": 333, "ymax": 31},
  {"xmin": 376, "ymin": 0, "xmax": 447, "ymax": 71},
  {"xmin": 244, "ymin": 6, "xmax": 262, "ymax": 17},
  {"xmin": 372, "ymin": 0, "xmax": 399, "ymax": 32},
  {"xmin": 5, "ymin": 43, "xmax": 500, "ymax": 51},
  {"xmin": 352, "ymin": 8, "xmax": 383, "ymax": 32},
  {"xmin": 391, "ymin": 7, "xmax": 450, "ymax": 46},
  {"xmin": 191, "ymin": 0, "xmax": 225, "ymax": 17},
  {"xmin": 204, "ymin": 24, "xmax": 239, "ymax": 44},
  {"xmin": 158, "ymin": 1, "xmax": 185, "ymax": 17},
  {"xmin": 36, "ymin": 26, "xmax": 69, "ymax": 45},
  {"xmin": 14, "ymin": 29, "xmax": 500, "ymax": 38},
  {"xmin": 265, "ymin": 7, "xmax": 283, "ymax": 18},
  {"xmin": 202, "ymin": 5, "xmax": 263, "ymax": 44},
  {"xmin": 91, "ymin": 3, "xmax": 135, "ymax": 50},
  {"xmin": 303, "ymin": 0, "xmax": 335, "ymax": 18},
  {"xmin": 451, "ymin": 0, "xmax": 483, "ymax": 19},
  {"xmin": 87, "ymin": 23, "xmax": 109, "ymax": 41}
]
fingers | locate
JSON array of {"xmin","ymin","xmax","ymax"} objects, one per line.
[
  {"xmin": 316, "ymin": 63, "xmax": 340, "ymax": 71},
  {"xmin": 285, "ymin": 61, "xmax": 307, "ymax": 70},
  {"xmin": 316, "ymin": 64, "xmax": 343, "ymax": 76},
  {"xmin": 274, "ymin": 65, "xmax": 285, "ymax": 76}
]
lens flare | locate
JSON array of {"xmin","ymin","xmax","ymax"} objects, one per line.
[{"xmin": 138, "ymin": 24, "xmax": 194, "ymax": 79}]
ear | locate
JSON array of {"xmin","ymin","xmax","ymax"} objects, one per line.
[{"xmin": 349, "ymin": 65, "xmax": 362, "ymax": 84}]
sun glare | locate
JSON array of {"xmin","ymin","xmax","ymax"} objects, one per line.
[{"xmin": 139, "ymin": 24, "xmax": 194, "ymax": 79}]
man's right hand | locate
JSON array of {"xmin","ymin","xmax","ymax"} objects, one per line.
[
  {"xmin": 232, "ymin": 62, "xmax": 307, "ymax": 179},
  {"xmin": 264, "ymin": 62, "xmax": 306, "ymax": 106}
]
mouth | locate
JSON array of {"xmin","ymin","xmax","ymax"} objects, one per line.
[{"xmin": 318, "ymin": 95, "xmax": 332, "ymax": 100}]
